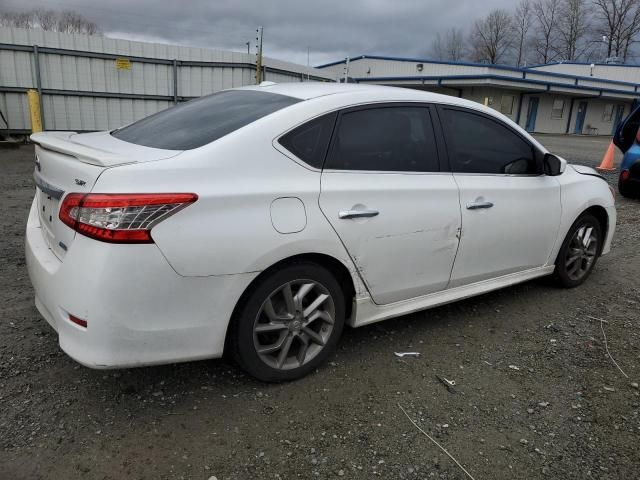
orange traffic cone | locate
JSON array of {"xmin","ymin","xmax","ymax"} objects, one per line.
[{"xmin": 596, "ymin": 141, "xmax": 616, "ymax": 172}]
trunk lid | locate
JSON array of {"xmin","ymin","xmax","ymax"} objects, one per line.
[{"xmin": 31, "ymin": 131, "xmax": 182, "ymax": 260}]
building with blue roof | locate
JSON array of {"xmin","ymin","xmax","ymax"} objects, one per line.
[{"xmin": 318, "ymin": 55, "xmax": 640, "ymax": 135}]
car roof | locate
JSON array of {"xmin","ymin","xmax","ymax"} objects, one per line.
[
  {"xmin": 237, "ymin": 81, "xmax": 468, "ymax": 104},
  {"xmin": 236, "ymin": 82, "xmax": 547, "ymax": 153}
]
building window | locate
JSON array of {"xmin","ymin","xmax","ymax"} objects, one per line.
[
  {"xmin": 500, "ymin": 95, "xmax": 515, "ymax": 115},
  {"xmin": 603, "ymin": 104, "xmax": 614, "ymax": 122},
  {"xmin": 551, "ymin": 99, "xmax": 565, "ymax": 119}
]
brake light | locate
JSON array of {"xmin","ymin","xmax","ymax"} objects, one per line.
[
  {"xmin": 59, "ymin": 193, "xmax": 198, "ymax": 243},
  {"xmin": 621, "ymin": 169, "xmax": 630, "ymax": 181}
]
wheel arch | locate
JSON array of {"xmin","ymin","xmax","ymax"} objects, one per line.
[
  {"xmin": 582, "ymin": 205, "xmax": 609, "ymax": 255},
  {"xmin": 223, "ymin": 252, "xmax": 357, "ymax": 354}
]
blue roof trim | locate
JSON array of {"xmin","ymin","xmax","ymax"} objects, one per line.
[
  {"xmin": 316, "ymin": 54, "xmax": 518, "ymax": 71},
  {"xmin": 527, "ymin": 60, "xmax": 640, "ymax": 69},
  {"xmin": 353, "ymin": 74, "xmax": 639, "ymax": 97},
  {"xmin": 317, "ymin": 54, "xmax": 640, "ymax": 88}
]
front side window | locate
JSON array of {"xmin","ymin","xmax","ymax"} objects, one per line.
[
  {"xmin": 112, "ymin": 90, "xmax": 300, "ymax": 150},
  {"xmin": 440, "ymin": 108, "xmax": 538, "ymax": 175},
  {"xmin": 325, "ymin": 106, "xmax": 440, "ymax": 172}
]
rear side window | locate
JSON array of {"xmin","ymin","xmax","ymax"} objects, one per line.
[
  {"xmin": 440, "ymin": 108, "xmax": 537, "ymax": 174},
  {"xmin": 325, "ymin": 106, "xmax": 440, "ymax": 172},
  {"xmin": 112, "ymin": 90, "xmax": 300, "ymax": 150},
  {"xmin": 279, "ymin": 113, "xmax": 337, "ymax": 169}
]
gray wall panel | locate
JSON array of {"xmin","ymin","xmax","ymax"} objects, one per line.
[{"xmin": 0, "ymin": 26, "xmax": 332, "ymax": 132}]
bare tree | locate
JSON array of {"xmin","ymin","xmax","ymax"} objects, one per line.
[
  {"xmin": 57, "ymin": 10, "xmax": 99, "ymax": 35},
  {"xmin": 556, "ymin": 0, "xmax": 590, "ymax": 60},
  {"xmin": 470, "ymin": 9, "xmax": 514, "ymax": 64},
  {"xmin": 532, "ymin": 0, "xmax": 562, "ymax": 63},
  {"xmin": 0, "ymin": 11, "xmax": 34, "ymax": 28},
  {"xmin": 0, "ymin": 7, "xmax": 99, "ymax": 35},
  {"xmin": 616, "ymin": 0, "xmax": 640, "ymax": 60},
  {"xmin": 592, "ymin": 0, "xmax": 640, "ymax": 61},
  {"xmin": 431, "ymin": 27, "xmax": 466, "ymax": 61},
  {"xmin": 513, "ymin": 0, "xmax": 533, "ymax": 66},
  {"xmin": 33, "ymin": 9, "xmax": 58, "ymax": 31}
]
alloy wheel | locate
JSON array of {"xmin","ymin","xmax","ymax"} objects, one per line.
[
  {"xmin": 565, "ymin": 224, "xmax": 599, "ymax": 281},
  {"xmin": 253, "ymin": 280, "xmax": 336, "ymax": 370}
]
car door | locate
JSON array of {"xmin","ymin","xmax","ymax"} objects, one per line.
[
  {"xmin": 318, "ymin": 104, "xmax": 462, "ymax": 305},
  {"xmin": 436, "ymin": 105, "xmax": 562, "ymax": 288}
]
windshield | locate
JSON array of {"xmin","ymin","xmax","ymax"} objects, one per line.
[{"xmin": 111, "ymin": 90, "xmax": 300, "ymax": 150}]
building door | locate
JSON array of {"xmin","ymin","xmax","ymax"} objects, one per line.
[
  {"xmin": 574, "ymin": 101, "xmax": 588, "ymax": 134},
  {"xmin": 525, "ymin": 97, "xmax": 539, "ymax": 132},
  {"xmin": 612, "ymin": 104, "xmax": 626, "ymax": 134}
]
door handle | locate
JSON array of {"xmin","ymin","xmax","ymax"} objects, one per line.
[
  {"xmin": 466, "ymin": 201, "xmax": 494, "ymax": 210},
  {"xmin": 339, "ymin": 209, "xmax": 379, "ymax": 219}
]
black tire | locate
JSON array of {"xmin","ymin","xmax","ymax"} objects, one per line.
[
  {"xmin": 553, "ymin": 213, "xmax": 602, "ymax": 288},
  {"xmin": 618, "ymin": 173, "xmax": 637, "ymax": 198},
  {"xmin": 229, "ymin": 262, "xmax": 345, "ymax": 382}
]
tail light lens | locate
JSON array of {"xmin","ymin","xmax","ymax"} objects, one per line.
[{"xmin": 59, "ymin": 193, "xmax": 198, "ymax": 243}]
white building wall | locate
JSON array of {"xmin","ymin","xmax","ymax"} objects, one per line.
[
  {"xmin": 530, "ymin": 63, "xmax": 640, "ymax": 84},
  {"xmin": 517, "ymin": 94, "xmax": 574, "ymax": 133}
]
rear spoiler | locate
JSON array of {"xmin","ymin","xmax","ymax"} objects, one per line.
[{"xmin": 30, "ymin": 131, "xmax": 123, "ymax": 167}]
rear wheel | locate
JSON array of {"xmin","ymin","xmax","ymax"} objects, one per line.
[
  {"xmin": 230, "ymin": 262, "xmax": 345, "ymax": 382},
  {"xmin": 553, "ymin": 213, "xmax": 602, "ymax": 288}
]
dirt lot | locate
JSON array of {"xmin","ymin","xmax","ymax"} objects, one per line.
[{"xmin": 1, "ymin": 135, "xmax": 639, "ymax": 480}]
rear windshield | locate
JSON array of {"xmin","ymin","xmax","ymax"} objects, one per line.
[{"xmin": 111, "ymin": 90, "xmax": 300, "ymax": 150}]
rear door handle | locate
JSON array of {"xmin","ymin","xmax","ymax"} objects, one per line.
[
  {"xmin": 466, "ymin": 201, "xmax": 494, "ymax": 210},
  {"xmin": 339, "ymin": 209, "xmax": 379, "ymax": 219}
]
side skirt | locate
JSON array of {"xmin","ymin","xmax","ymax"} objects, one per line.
[{"xmin": 349, "ymin": 266, "xmax": 555, "ymax": 328}]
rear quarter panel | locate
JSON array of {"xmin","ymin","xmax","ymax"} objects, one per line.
[{"xmin": 91, "ymin": 110, "xmax": 358, "ymax": 282}]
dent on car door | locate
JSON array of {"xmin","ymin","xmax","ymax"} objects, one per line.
[
  {"xmin": 438, "ymin": 106, "xmax": 562, "ymax": 287},
  {"xmin": 317, "ymin": 104, "xmax": 462, "ymax": 305},
  {"xmin": 613, "ymin": 103, "xmax": 640, "ymax": 153}
]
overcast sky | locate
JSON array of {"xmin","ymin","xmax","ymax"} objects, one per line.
[{"xmin": 2, "ymin": 0, "xmax": 515, "ymax": 66}]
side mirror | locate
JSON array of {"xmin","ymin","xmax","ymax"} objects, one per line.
[{"xmin": 544, "ymin": 153, "xmax": 567, "ymax": 176}]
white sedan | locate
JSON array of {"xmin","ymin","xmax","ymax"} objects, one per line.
[{"xmin": 26, "ymin": 83, "xmax": 616, "ymax": 381}]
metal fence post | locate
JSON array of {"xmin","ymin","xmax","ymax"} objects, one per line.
[
  {"xmin": 172, "ymin": 59, "xmax": 178, "ymax": 104},
  {"xmin": 33, "ymin": 44, "xmax": 45, "ymax": 129}
]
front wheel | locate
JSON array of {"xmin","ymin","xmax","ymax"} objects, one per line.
[
  {"xmin": 618, "ymin": 172, "xmax": 637, "ymax": 198},
  {"xmin": 553, "ymin": 213, "xmax": 602, "ymax": 288},
  {"xmin": 229, "ymin": 262, "xmax": 345, "ymax": 382}
]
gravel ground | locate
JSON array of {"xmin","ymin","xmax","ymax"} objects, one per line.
[{"xmin": 1, "ymin": 135, "xmax": 639, "ymax": 480}]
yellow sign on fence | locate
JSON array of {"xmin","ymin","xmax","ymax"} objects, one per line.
[{"xmin": 115, "ymin": 57, "xmax": 131, "ymax": 70}]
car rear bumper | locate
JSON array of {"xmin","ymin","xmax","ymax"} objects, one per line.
[{"xmin": 25, "ymin": 197, "xmax": 257, "ymax": 368}]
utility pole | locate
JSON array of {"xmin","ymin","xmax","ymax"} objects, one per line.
[
  {"xmin": 255, "ymin": 26, "xmax": 264, "ymax": 84},
  {"xmin": 306, "ymin": 46, "xmax": 310, "ymax": 81},
  {"xmin": 246, "ymin": 41, "xmax": 250, "ymax": 54},
  {"xmin": 343, "ymin": 57, "xmax": 349, "ymax": 83}
]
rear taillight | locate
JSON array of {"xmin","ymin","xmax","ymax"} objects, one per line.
[
  {"xmin": 621, "ymin": 169, "xmax": 631, "ymax": 181},
  {"xmin": 59, "ymin": 193, "xmax": 198, "ymax": 243}
]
